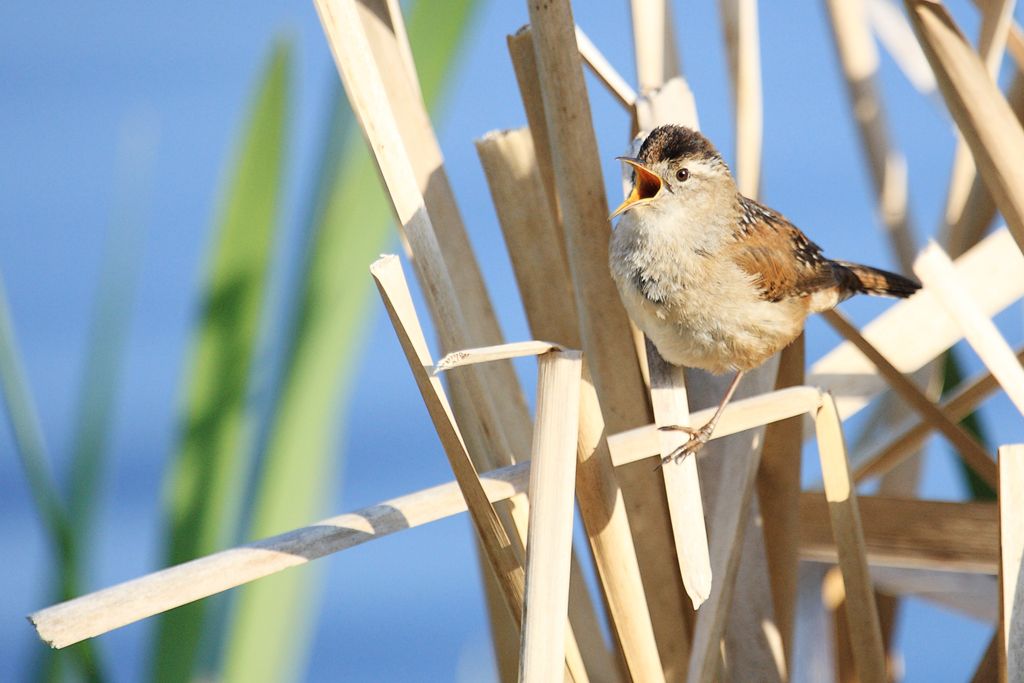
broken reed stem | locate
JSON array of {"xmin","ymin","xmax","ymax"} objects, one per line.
[
  {"xmin": 815, "ymin": 393, "xmax": 887, "ymax": 683},
  {"xmin": 370, "ymin": 257, "xmax": 526, "ymax": 621},
  {"xmin": 608, "ymin": 385, "xmax": 824, "ymax": 467},
  {"xmin": 372, "ymin": 258, "xmax": 589, "ymax": 683},
  {"xmin": 718, "ymin": 0, "xmax": 763, "ymax": 197},
  {"xmin": 574, "ymin": 371, "xmax": 667, "ymax": 682},
  {"xmin": 646, "ymin": 340, "xmax": 712, "ymax": 610},
  {"xmin": 318, "ymin": 9, "xmax": 537, "ymax": 670},
  {"xmin": 28, "ymin": 460, "xmax": 529, "ymax": 650},
  {"xmin": 356, "ymin": 0, "xmax": 536, "ymax": 463},
  {"xmin": 433, "ymin": 341, "xmax": 563, "ymax": 373},
  {"xmin": 914, "ymin": 243, "xmax": 1024, "ymax": 417},
  {"xmin": 907, "ymin": 0, "xmax": 1024, "ymax": 255},
  {"xmin": 854, "ymin": 346, "xmax": 1024, "ymax": 483},
  {"xmin": 507, "ymin": 28, "xmax": 561, "ymax": 226},
  {"xmin": 353, "ymin": 7, "xmax": 619, "ymax": 675},
  {"xmin": 519, "ymin": 351, "xmax": 583, "ymax": 683},
  {"xmin": 318, "ymin": 0, "xmax": 522, "ymax": 478},
  {"xmin": 825, "ymin": 0, "xmax": 917, "ymax": 272},
  {"xmin": 821, "ymin": 309, "xmax": 997, "ymax": 488},
  {"xmin": 808, "ymin": 228, "xmax": 1024, "ymax": 421},
  {"xmin": 1000, "ymin": 444, "xmax": 1024, "ymax": 679},
  {"xmin": 474, "ymin": 128, "xmax": 579, "ymax": 348},
  {"xmin": 475, "ymin": 125, "xmax": 628, "ymax": 683},
  {"xmin": 524, "ymin": 0, "xmax": 650, "ymax": 423}
]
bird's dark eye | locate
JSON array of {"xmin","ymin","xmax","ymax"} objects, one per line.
[{"xmin": 675, "ymin": 168, "xmax": 689, "ymax": 182}]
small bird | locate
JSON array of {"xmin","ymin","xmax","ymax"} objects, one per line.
[{"xmin": 609, "ymin": 125, "xmax": 920, "ymax": 464}]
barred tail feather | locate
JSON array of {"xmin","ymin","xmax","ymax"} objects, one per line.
[{"xmin": 834, "ymin": 261, "xmax": 921, "ymax": 299}]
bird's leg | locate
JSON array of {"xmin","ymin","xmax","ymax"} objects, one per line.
[{"xmin": 659, "ymin": 370, "xmax": 746, "ymax": 465}]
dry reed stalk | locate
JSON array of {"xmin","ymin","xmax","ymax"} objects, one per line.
[
  {"xmin": 906, "ymin": 0, "xmax": 1024, "ymax": 255},
  {"xmin": 814, "ymin": 393, "xmax": 886, "ymax": 683},
  {"xmin": 853, "ymin": 346, "xmax": 1024, "ymax": 483},
  {"xmin": 821, "ymin": 309, "xmax": 997, "ymax": 488},
  {"xmin": 475, "ymin": 124, "xmax": 626, "ymax": 683},
  {"xmin": 633, "ymin": 80, "xmax": 711, "ymax": 615},
  {"xmin": 354, "ymin": 0, "xmax": 533, "ymax": 465},
  {"xmin": 807, "ymin": 228, "xmax": 1024, "ymax": 420},
  {"xmin": 28, "ymin": 460, "xmax": 532, "ymax": 649},
  {"xmin": 474, "ymin": 129, "xmax": 579, "ymax": 351},
  {"xmin": 1000, "ymin": 444, "xmax": 1024, "ymax": 679},
  {"xmin": 629, "ymin": 0, "xmax": 681, "ymax": 92},
  {"xmin": 824, "ymin": 0, "xmax": 918, "ymax": 271},
  {"xmin": 609, "ymin": 385, "xmax": 824, "ymax": 467},
  {"xmin": 574, "ymin": 370, "xmax": 666, "ymax": 682},
  {"xmin": 800, "ymin": 494, "xmax": 998, "ymax": 574},
  {"xmin": 684, "ymin": 361, "xmax": 781, "ymax": 683},
  {"xmin": 937, "ymin": 0, "xmax": 1014, "ymax": 253},
  {"xmin": 476, "ymin": 126, "xmax": 628, "ymax": 683},
  {"xmin": 508, "ymin": 29, "xmax": 561, "ymax": 224},
  {"xmin": 756, "ymin": 336, "xmax": 804, "ymax": 668},
  {"xmin": 718, "ymin": 0, "xmax": 763, "ymax": 197},
  {"xmin": 574, "ymin": 26, "xmax": 637, "ymax": 108},
  {"xmin": 646, "ymin": 341, "xmax": 711, "ymax": 611},
  {"xmin": 433, "ymin": 341, "xmax": 563, "ymax": 373},
  {"xmin": 370, "ymin": 257, "xmax": 526, "ymax": 616},
  {"xmin": 526, "ymin": 3, "xmax": 695, "ymax": 680},
  {"xmin": 519, "ymin": 350, "xmax": 583, "ymax": 683},
  {"xmin": 914, "ymin": 243, "xmax": 1024, "ymax": 417},
  {"xmin": 372, "ymin": 257, "xmax": 589, "ymax": 682},
  {"xmin": 320, "ymin": 6, "xmax": 536, "ymax": 671},
  {"xmin": 523, "ymin": 0, "xmax": 650, "ymax": 428}
]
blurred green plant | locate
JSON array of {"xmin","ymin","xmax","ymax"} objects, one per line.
[
  {"xmin": 220, "ymin": 4, "xmax": 478, "ymax": 682},
  {"xmin": 150, "ymin": 40, "xmax": 291, "ymax": 683},
  {"xmin": 0, "ymin": 280, "xmax": 104, "ymax": 683},
  {"xmin": 3, "ymin": 3, "xmax": 477, "ymax": 681}
]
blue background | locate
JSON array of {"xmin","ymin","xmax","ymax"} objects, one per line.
[{"xmin": 2, "ymin": 1, "xmax": 1022, "ymax": 680}]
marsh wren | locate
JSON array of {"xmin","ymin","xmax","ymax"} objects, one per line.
[{"xmin": 609, "ymin": 125, "xmax": 920, "ymax": 464}]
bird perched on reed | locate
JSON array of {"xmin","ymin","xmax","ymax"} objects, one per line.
[{"xmin": 609, "ymin": 125, "xmax": 920, "ymax": 464}]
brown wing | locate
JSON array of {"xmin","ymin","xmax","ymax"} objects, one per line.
[{"xmin": 726, "ymin": 196, "xmax": 839, "ymax": 302}]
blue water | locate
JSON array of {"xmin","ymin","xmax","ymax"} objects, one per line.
[{"xmin": 2, "ymin": 1, "xmax": 1021, "ymax": 680}]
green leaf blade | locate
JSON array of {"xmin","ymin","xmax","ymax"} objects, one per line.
[{"xmin": 151, "ymin": 40, "xmax": 291, "ymax": 683}]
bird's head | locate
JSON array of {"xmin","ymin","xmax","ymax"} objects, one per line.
[{"xmin": 610, "ymin": 125, "xmax": 733, "ymax": 220}]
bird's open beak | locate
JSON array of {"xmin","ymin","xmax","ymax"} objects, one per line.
[{"xmin": 610, "ymin": 157, "xmax": 663, "ymax": 220}]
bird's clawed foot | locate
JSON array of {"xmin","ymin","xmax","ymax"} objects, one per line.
[{"xmin": 658, "ymin": 422, "xmax": 714, "ymax": 466}]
